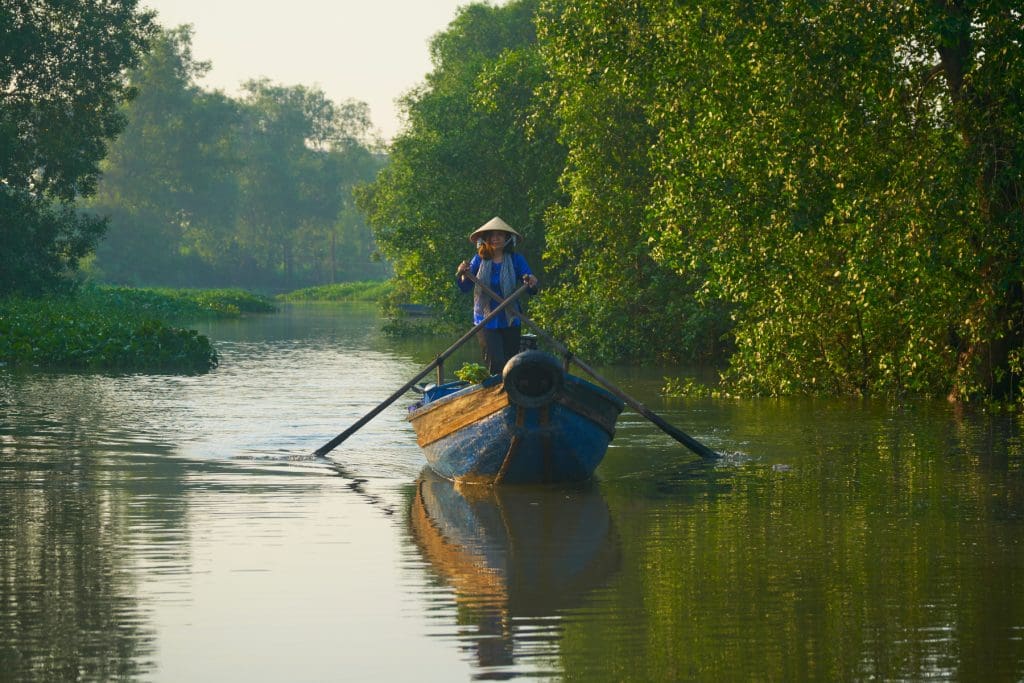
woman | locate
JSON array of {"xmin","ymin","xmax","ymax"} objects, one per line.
[{"xmin": 456, "ymin": 216, "xmax": 539, "ymax": 375}]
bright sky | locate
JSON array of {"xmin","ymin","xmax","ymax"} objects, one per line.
[{"xmin": 141, "ymin": 0, "xmax": 483, "ymax": 141}]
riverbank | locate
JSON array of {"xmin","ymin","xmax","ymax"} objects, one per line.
[
  {"xmin": 275, "ymin": 280, "xmax": 391, "ymax": 302},
  {"xmin": 274, "ymin": 280, "xmax": 447, "ymax": 338},
  {"xmin": 0, "ymin": 285, "xmax": 275, "ymax": 373}
]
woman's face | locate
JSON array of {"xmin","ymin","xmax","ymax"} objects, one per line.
[{"xmin": 484, "ymin": 231, "xmax": 507, "ymax": 249}]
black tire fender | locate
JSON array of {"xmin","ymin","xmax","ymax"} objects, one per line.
[{"xmin": 502, "ymin": 350, "xmax": 564, "ymax": 408}]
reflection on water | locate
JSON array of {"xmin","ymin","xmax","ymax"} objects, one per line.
[
  {"xmin": 407, "ymin": 469, "xmax": 619, "ymax": 677},
  {"xmin": 0, "ymin": 304, "xmax": 456, "ymax": 681},
  {"xmin": 1, "ymin": 303, "xmax": 1023, "ymax": 681}
]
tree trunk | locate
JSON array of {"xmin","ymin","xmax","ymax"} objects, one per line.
[
  {"xmin": 331, "ymin": 230, "xmax": 337, "ymax": 284},
  {"xmin": 935, "ymin": 3, "xmax": 1024, "ymax": 401}
]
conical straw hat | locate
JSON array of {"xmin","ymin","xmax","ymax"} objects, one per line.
[{"xmin": 468, "ymin": 216, "xmax": 524, "ymax": 243}]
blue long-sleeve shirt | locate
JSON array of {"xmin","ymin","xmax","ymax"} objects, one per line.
[{"xmin": 457, "ymin": 253, "xmax": 533, "ymax": 328}]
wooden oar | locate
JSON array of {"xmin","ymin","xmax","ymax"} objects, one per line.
[
  {"xmin": 313, "ymin": 283, "xmax": 531, "ymax": 458},
  {"xmin": 463, "ymin": 270, "xmax": 719, "ymax": 459}
]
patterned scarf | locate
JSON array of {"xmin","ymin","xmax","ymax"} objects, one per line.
[{"xmin": 474, "ymin": 257, "xmax": 519, "ymax": 325}]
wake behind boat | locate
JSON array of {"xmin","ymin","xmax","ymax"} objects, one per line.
[{"xmin": 407, "ymin": 350, "xmax": 624, "ymax": 485}]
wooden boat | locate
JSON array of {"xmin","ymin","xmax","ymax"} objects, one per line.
[{"xmin": 407, "ymin": 350, "xmax": 624, "ymax": 485}]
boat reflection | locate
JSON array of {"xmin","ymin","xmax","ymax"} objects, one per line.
[{"xmin": 409, "ymin": 468, "xmax": 621, "ymax": 674}]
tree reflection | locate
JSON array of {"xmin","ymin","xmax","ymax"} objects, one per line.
[
  {"xmin": 559, "ymin": 400, "xmax": 1024, "ymax": 681},
  {"xmin": 0, "ymin": 375, "xmax": 190, "ymax": 680}
]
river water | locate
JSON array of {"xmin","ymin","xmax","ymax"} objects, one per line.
[{"xmin": 1, "ymin": 304, "xmax": 1022, "ymax": 681}]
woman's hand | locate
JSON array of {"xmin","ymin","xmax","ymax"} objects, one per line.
[
  {"xmin": 456, "ymin": 261, "xmax": 470, "ymax": 278},
  {"xmin": 523, "ymin": 274, "xmax": 538, "ymax": 288}
]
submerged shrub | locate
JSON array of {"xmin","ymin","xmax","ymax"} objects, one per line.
[{"xmin": 662, "ymin": 376, "xmax": 712, "ymax": 398}]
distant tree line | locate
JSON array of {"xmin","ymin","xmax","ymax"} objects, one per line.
[
  {"xmin": 87, "ymin": 27, "xmax": 388, "ymax": 290},
  {"xmin": 2, "ymin": 5, "xmax": 386, "ymax": 296},
  {"xmin": 360, "ymin": 0, "xmax": 1023, "ymax": 401}
]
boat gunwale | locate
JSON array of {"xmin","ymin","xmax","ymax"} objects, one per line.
[
  {"xmin": 408, "ymin": 379, "xmax": 622, "ymax": 454},
  {"xmin": 407, "ymin": 372, "xmax": 623, "ymax": 423},
  {"xmin": 406, "ymin": 377, "xmax": 502, "ymax": 422}
]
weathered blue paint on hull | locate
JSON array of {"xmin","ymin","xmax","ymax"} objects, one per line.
[{"xmin": 408, "ymin": 374, "xmax": 623, "ymax": 485}]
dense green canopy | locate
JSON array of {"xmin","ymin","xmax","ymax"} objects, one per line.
[
  {"xmin": 361, "ymin": 0, "xmax": 1022, "ymax": 401},
  {"xmin": 356, "ymin": 0, "xmax": 564, "ymax": 320},
  {"xmin": 0, "ymin": 0, "xmax": 155, "ymax": 294},
  {"xmin": 591, "ymin": 1, "xmax": 1022, "ymax": 399}
]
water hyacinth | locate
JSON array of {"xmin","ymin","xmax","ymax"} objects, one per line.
[
  {"xmin": 0, "ymin": 286, "xmax": 273, "ymax": 373},
  {"xmin": 91, "ymin": 285, "xmax": 277, "ymax": 317}
]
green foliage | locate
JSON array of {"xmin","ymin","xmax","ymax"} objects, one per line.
[
  {"xmin": 277, "ymin": 280, "xmax": 393, "ymax": 302},
  {"xmin": 1009, "ymin": 349, "xmax": 1024, "ymax": 412},
  {"xmin": 88, "ymin": 286, "xmax": 276, "ymax": 317},
  {"xmin": 0, "ymin": 289, "xmax": 229, "ymax": 373},
  {"xmin": 0, "ymin": 190, "xmax": 108, "ymax": 295},
  {"xmin": 0, "ymin": 0, "xmax": 156, "ymax": 295},
  {"xmin": 629, "ymin": 2, "xmax": 971, "ymax": 396},
  {"xmin": 532, "ymin": 0, "xmax": 729, "ymax": 364},
  {"xmin": 454, "ymin": 362, "xmax": 490, "ymax": 383},
  {"xmin": 534, "ymin": 0, "xmax": 1023, "ymax": 400},
  {"xmin": 357, "ymin": 0, "xmax": 565, "ymax": 327},
  {"xmin": 87, "ymin": 27, "xmax": 387, "ymax": 290}
]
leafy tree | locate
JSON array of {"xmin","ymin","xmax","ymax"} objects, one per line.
[
  {"xmin": 535, "ymin": 0, "xmax": 729, "ymax": 363},
  {"xmin": 651, "ymin": 1, "xmax": 1021, "ymax": 399},
  {"xmin": 920, "ymin": 1, "xmax": 1024, "ymax": 399},
  {"xmin": 0, "ymin": 0, "xmax": 155, "ymax": 294},
  {"xmin": 236, "ymin": 79, "xmax": 379, "ymax": 287},
  {"xmin": 90, "ymin": 26, "xmax": 240, "ymax": 286},
  {"xmin": 537, "ymin": 0, "xmax": 1022, "ymax": 399},
  {"xmin": 635, "ymin": 2, "xmax": 972, "ymax": 396},
  {"xmin": 357, "ymin": 0, "xmax": 564, "ymax": 321}
]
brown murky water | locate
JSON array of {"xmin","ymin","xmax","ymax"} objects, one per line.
[{"xmin": 2, "ymin": 304, "xmax": 1022, "ymax": 681}]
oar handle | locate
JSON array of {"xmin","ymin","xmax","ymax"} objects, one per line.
[
  {"xmin": 461, "ymin": 270, "xmax": 719, "ymax": 459},
  {"xmin": 313, "ymin": 282, "xmax": 531, "ymax": 457}
]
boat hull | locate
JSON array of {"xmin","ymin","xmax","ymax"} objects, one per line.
[{"xmin": 407, "ymin": 371, "xmax": 623, "ymax": 485}]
